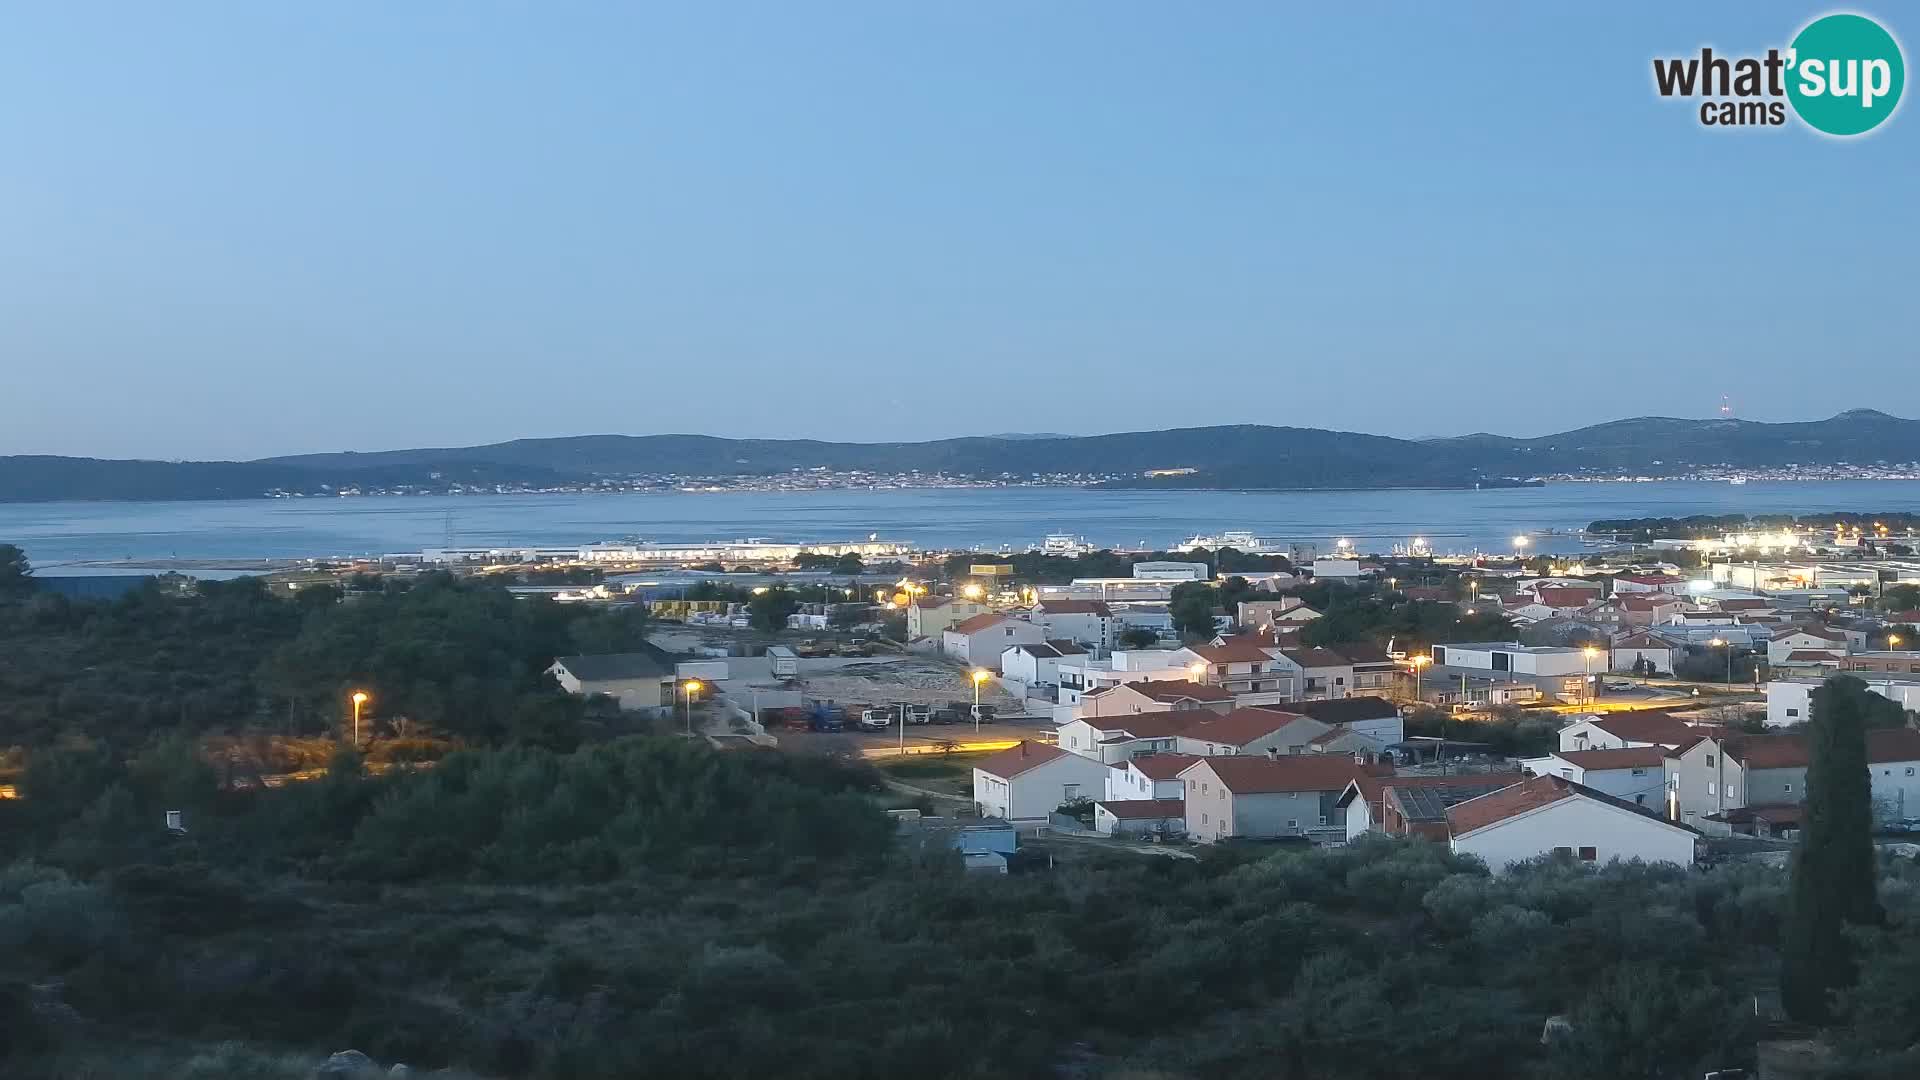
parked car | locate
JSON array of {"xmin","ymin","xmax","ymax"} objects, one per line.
[{"xmin": 1604, "ymin": 681, "xmax": 1634, "ymax": 692}]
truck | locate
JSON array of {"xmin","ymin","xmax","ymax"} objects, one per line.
[
  {"xmin": 792, "ymin": 639, "xmax": 833, "ymax": 658},
  {"xmin": 858, "ymin": 708, "xmax": 892, "ymax": 731},
  {"xmin": 805, "ymin": 699, "xmax": 847, "ymax": 732},
  {"xmin": 766, "ymin": 645, "xmax": 800, "ymax": 679}
]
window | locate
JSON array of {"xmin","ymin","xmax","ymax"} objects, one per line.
[
  {"xmin": 1706, "ymin": 754, "xmax": 1715, "ymax": 767},
  {"xmin": 1319, "ymin": 815, "xmax": 1330, "ymax": 826},
  {"xmin": 1201, "ymin": 813, "xmax": 1209, "ymax": 825},
  {"xmin": 1553, "ymin": 846, "xmax": 1572, "ymax": 856},
  {"xmin": 1707, "ymin": 782, "xmax": 1716, "ymax": 796},
  {"xmin": 1728, "ymin": 785, "xmax": 1738, "ymax": 799},
  {"xmin": 1631, "ymin": 768, "xmax": 1647, "ymax": 776},
  {"xmin": 1783, "ymin": 783, "xmax": 1793, "ymax": 794},
  {"xmin": 1201, "ymin": 782, "xmax": 1209, "ymax": 794},
  {"xmin": 1287, "ymin": 819, "xmax": 1299, "ymax": 829},
  {"xmin": 1578, "ymin": 846, "xmax": 1597, "ymax": 862},
  {"xmin": 1787, "ymin": 708, "xmax": 1800, "ymax": 717},
  {"xmin": 1063, "ymin": 784, "xmax": 1080, "ymax": 800}
]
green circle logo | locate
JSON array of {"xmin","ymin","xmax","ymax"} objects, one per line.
[{"xmin": 1786, "ymin": 13, "xmax": 1905, "ymax": 136}]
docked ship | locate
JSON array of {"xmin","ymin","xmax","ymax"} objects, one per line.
[{"xmin": 1171, "ymin": 529, "xmax": 1287, "ymax": 554}]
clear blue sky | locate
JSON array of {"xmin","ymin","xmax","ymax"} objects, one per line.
[{"xmin": 3, "ymin": 3, "xmax": 1914, "ymax": 459}]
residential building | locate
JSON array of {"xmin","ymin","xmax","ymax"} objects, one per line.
[
  {"xmin": 1664, "ymin": 728, "xmax": 1920, "ymax": 829},
  {"xmin": 1278, "ymin": 647, "xmax": 1355, "ymax": 700},
  {"xmin": 1842, "ymin": 651, "xmax": 1920, "ymax": 676},
  {"xmin": 1170, "ymin": 640, "xmax": 1296, "ymax": 704},
  {"xmin": 1557, "ymin": 710, "xmax": 1712, "ymax": 753},
  {"xmin": 1612, "ymin": 573, "xmax": 1689, "ymax": 596},
  {"xmin": 1432, "ymin": 642, "xmax": 1590, "ymax": 677},
  {"xmin": 1767, "ymin": 627, "xmax": 1850, "ymax": 665},
  {"xmin": 1312, "ymin": 558, "xmax": 1364, "ymax": 581},
  {"xmin": 1447, "ymin": 775, "xmax": 1698, "ymax": 873},
  {"xmin": 999, "ymin": 640, "xmax": 1086, "ymax": 687},
  {"xmin": 1610, "ymin": 632, "xmax": 1676, "ymax": 675},
  {"xmin": 971, "ymin": 741, "xmax": 1112, "ymax": 821},
  {"xmin": 1306, "ymin": 726, "xmax": 1392, "ymax": 757},
  {"xmin": 1093, "ymin": 798, "xmax": 1187, "ymax": 837},
  {"xmin": 942, "ymin": 613, "xmax": 1046, "ymax": 667},
  {"xmin": 1174, "ymin": 708, "xmax": 1331, "ymax": 758},
  {"xmin": 1103, "ymin": 752, "xmax": 1201, "ymax": 802},
  {"xmin": 1237, "ymin": 598, "xmax": 1321, "ymax": 632},
  {"xmin": 1081, "ymin": 678, "xmax": 1236, "ymax": 718},
  {"xmin": 1032, "ymin": 598, "xmax": 1116, "ymax": 650},
  {"xmin": 1180, "ymin": 755, "xmax": 1381, "ymax": 843},
  {"xmin": 1337, "ymin": 643, "xmax": 1402, "ymax": 695},
  {"xmin": 1289, "ymin": 696, "xmax": 1405, "ymax": 745},
  {"xmin": 548, "ymin": 653, "xmax": 673, "ymax": 711},
  {"xmin": 1520, "ymin": 747, "xmax": 1669, "ymax": 809},
  {"xmin": 1130, "ymin": 561, "xmax": 1210, "ymax": 581},
  {"xmin": 1766, "ymin": 676, "xmax": 1920, "ymax": 727},
  {"xmin": 1057, "ymin": 712, "xmax": 1194, "ymax": 764},
  {"xmin": 907, "ymin": 595, "xmax": 988, "ymax": 640},
  {"xmin": 1055, "ymin": 649, "xmax": 1183, "ymax": 706},
  {"xmin": 1338, "ymin": 772, "xmax": 1527, "ymax": 840}
]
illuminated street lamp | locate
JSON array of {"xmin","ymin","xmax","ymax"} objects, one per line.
[
  {"xmin": 1582, "ymin": 646, "xmax": 1600, "ymax": 704},
  {"xmin": 970, "ymin": 669, "xmax": 991, "ymax": 734},
  {"xmin": 1708, "ymin": 638, "xmax": 1731, "ymax": 685},
  {"xmin": 961, "ymin": 582, "xmax": 984, "ymax": 601},
  {"xmin": 1409, "ymin": 654, "xmax": 1431, "ymax": 702},
  {"xmin": 1513, "ymin": 535, "xmax": 1530, "ymax": 555},
  {"xmin": 1188, "ymin": 661, "xmax": 1207, "ymax": 683},
  {"xmin": 682, "ymin": 679, "xmax": 703, "ymax": 736},
  {"xmin": 349, "ymin": 690, "xmax": 370, "ymax": 746},
  {"xmin": 1890, "ymin": 633, "xmax": 1904, "ymax": 649}
]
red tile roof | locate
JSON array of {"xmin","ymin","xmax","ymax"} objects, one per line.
[
  {"xmin": 1095, "ymin": 798, "xmax": 1187, "ymax": 820},
  {"xmin": 1613, "ymin": 632, "xmax": 1670, "ymax": 649},
  {"xmin": 972, "ymin": 740, "xmax": 1071, "ymax": 779},
  {"xmin": 1127, "ymin": 752, "xmax": 1203, "ymax": 780},
  {"xmin": 1772, "ymin": 627, "xmax": 1846, "ymax": 642},
  {"xmin": 1081, "ymin": 712, "xmax": 1197, "ymax": 739},
  {"xmin": 1189, "ymin": 640, "xmax": 1280, "ymax": 664},
  {"xmin": 1129, "ymin": 679, "xmax": 1235, "ymax": 704},
  {"xmin": 1281, "ymin": 647, "xmax": 1351, "ymax": 668},
  {"xmin": 1186, "ymin": 755, "xmax": 1382, "ymax": 795},
  {"xmin": 1447, "ymin": 774, "xmax": 1658, "ymax": 837},
  {"xmin": 1037, "ymin": 599, "xmax": 1112, "ymax": 616},
  {"xmin": 1535, "ymin": 587, "xmax": 1602, "ymax": 608},
  {"xmin": 1182, "ymin": 708, "xmax": 1317, "ymax": 748},
  {"xmin": 1719, "ymin": 730, "xmax": 1920, "ymax": 770},
  {"xmin": 1782, "ymin": 650, "xmax": 1845, "ymax": 662},
  {"xmin": 1585, "ymin": 710, "xmax": 1705, "ymax": 746},
  {"xmin": 949, "ymin": 612, "xmax": 1012, "ymax": 634},
  {"xmin": 1553, "ymin": 747, "xmax": 1669, "ymax": 771}
]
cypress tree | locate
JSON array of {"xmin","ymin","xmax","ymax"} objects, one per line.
[{"xmin": 1781, "ymin": 675, "xmax": 1883, "ymax": 1023}]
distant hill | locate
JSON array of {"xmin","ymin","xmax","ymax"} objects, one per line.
[{"xmin": 5, "ymin": 411, "xmax": 1919, "ymax": 502}]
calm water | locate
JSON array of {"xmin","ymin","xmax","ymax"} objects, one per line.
[{"xmin": 6, "ymin": 480, "xmax": 1920, "ymax": 568}]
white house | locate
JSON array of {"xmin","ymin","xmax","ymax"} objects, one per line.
[
  {"xmin": 1557, "ymin": 711, "xmax": 1705, "ymax": 753},
  {"xmin": 1055, "ymin": 649, "xmax": 1183, "ymax": 706},
  {"xmin": 548, "ymin": 653, "xmax": 674, "ymax": 711},
  {"xmin": 907, "ymin": 595, "xmax": 989, "ymax": 640},
  {"xmin": 1312, "ymin": 558, "xmax": 1364, "ymax": 581},
  {"xmin": 1431, "ymin": 642, "xmax": 1589, "ymax": 677},
  {"xmin": 1093, "ymin": 798, "xmax": 1187, "ymax": 836},
  {"xmin": 1057, "ymin": 711, "xmax": 1196, "ymax": 764},
  {"xmin": 971, "ymin": 741, "xmax": 1112, "ymax": 821},
  {"xmin": 943, "ymin": 613, "xmax": 1047, "ymax": 667},
  {"xmin": 1519, "ymin": 747, "xmax": 1670, "ymax": 809},
  {"xmin": 1031, "ymin": 599, "xmax": 1116, "ymax": 650},
  {"xmin": 1610, "ymin": 632, "xmax": 1675, "ymax": 675},
  {"xmin": 1767, "ymin": 627, "xmax": 1850, "ymax": 665},
  {"xmin": 1445, "ymin": 775, "xmax": 1698, "ymax": 874},
  {"xmin": 1103, "ymin": 752, "xmax": 1200, "ymax": 802},
  {"xmin": 1290, "ymin": 696, "xmax": 1406, "ymax": 745},
  {"xmin": 999, "ymin": 640, "xmax": 1086, "ymax": 687},
  {"xmin": 1766, "ymin": 677, "xmax": 1920, "ymax": 728}
]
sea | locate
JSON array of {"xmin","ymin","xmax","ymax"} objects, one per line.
[{"xmin": 6, "ymin": 480, "xmax": 1920, "ymax": 574}]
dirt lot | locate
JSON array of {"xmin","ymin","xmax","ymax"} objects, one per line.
[{"xmin": 798, "ymin": 656, "xmax": 1022, "ymax": 712}]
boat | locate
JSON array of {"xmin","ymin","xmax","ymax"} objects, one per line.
[
  {"xmin": 1728, "ymin": 476, "xmax": 1748, "ymax": 485},
  {"xmin": 1036, "ymin": 533, "xmax": 1094, "ymax": 557},
  {"xmin": 1172, "ymin": 530, "xmax": 1287, "ymax": 554}
]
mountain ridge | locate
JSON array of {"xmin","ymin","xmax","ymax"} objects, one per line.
[{"xmin": 4, "ymin": 411, "xmax": 1917, "ymax": 503}]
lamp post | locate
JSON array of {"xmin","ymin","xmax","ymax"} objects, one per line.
[
  {"xmin": 1709, "ymin": 638, "xmax": 1730, "ymax": 685},
  {"xmin": 1409, "ymin": 654, "xmax": 1431, "ymax": 704},
  {"xmin": 682, "ymin": 679, "xmax": 702, "ymax": 736},
  {"xmin": 970, "ymin": 669, "xmax": 990, "ymax": 734},
  {"xmin": 1188, "ymin": 661, "xmax": 1206, "ymax": 684},
  {"xmin": 1583, "ymin": 647, "xmax": 1600, "ymax": 703},
  {"xmin": 349, "ymin": 691, "xmax": 369, "ymax": 747}
]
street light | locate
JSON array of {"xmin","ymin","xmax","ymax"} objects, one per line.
[
  {"xmin": 1891, "ymin": 633, "xmax": 1904, "ymax": 649},
  {"xmin": 1409, "ymin": 654, "xmax": 1431, "ymax": 702},
  {"xmin": 682, "ymin": 679, "xmax": 703, "ymax": 736},
  {"xmin": 969, "ymin": 669, "xmax": 990, "ymax": 734},
  {"xmin": 1513, "ymin": 535, "xmax": 1530, "ymax": 554},
  {"xmin": 1188, "ymin": 661, "xmax": 1207, "ymax": 682},
  {"xmin": 1582, "ymin": 646, "xmax": 1599, "ymax": 704},
  {"xmin": 961, "ymin": 582, "xmax": 984, "ymax": 601},
  {"xmin": 1708, "ymin": 638, "xmax": 1731, "ymax": 685},
  {"xmin": 349, "ymin": 690, "xmax": 370, "ymax": 746}
]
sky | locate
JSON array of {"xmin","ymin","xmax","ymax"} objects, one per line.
[{"xmin": 3, "ymin": 3, "xmax": 1916, "ymax": 460}]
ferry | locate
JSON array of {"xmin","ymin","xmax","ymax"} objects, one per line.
[
  {"xmin": 1171, "ymin": 529, "xmax": 1287, "ymax": 554},
  {"xmin": 1036, "ymin": 533, "xmax": 1095, "ymax": 557}
]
